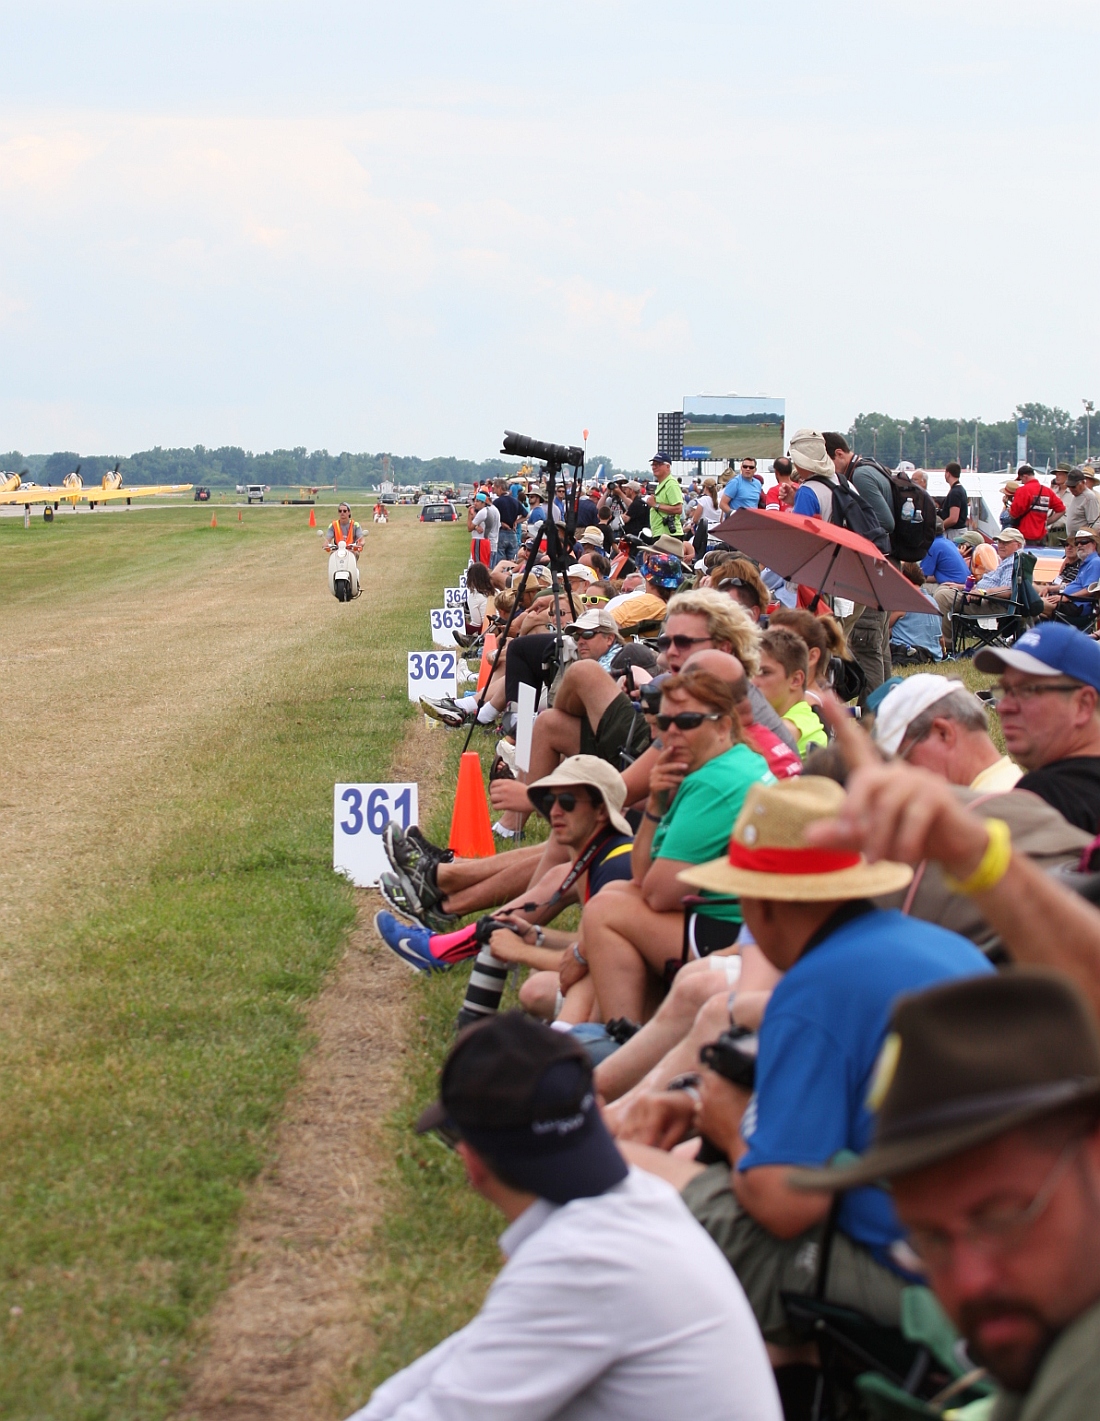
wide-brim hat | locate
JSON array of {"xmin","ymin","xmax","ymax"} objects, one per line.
[
  {"xmin": 956, "ymin": 530, "xmax": 985, "ymax": 549},
  {"xmin": 678, "ymin": 778, "xmax": 913, "ymax": 902},
  {"xmin": 788, "ymin": 428, "xmax": 836, "ymax": 479},
  {"xmin": 641, "ymin": 532, "xmax": 685, "ymax": 557},
  {"xmin": 578, "ymin": 526, "xmax": 606, "ymax": 547},
  {"xmin": 528, "ymin": 754, "xmax": 632, "ymax": 837},
  {"xmin": 792, "ymin": 970, "xmax": 1100, "ymax": 1191}
]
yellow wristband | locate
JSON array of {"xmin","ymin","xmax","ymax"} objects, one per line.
[{"xmin": 943, "ymin": 818, "xmax": 1012, "ymax": 895}]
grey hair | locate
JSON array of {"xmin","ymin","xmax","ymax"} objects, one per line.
[{"xmin": 905, "ymin": 688, "xmax": 989, "ymax": 745}]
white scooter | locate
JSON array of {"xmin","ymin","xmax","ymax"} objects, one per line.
[{"xmin": 328, "ymin": 540, "xmax": 362, "ymax": 601}]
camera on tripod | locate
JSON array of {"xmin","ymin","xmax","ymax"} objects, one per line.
[{"xmin": 501, "ymin": 430, "xmax": 585, "ymax": 468}]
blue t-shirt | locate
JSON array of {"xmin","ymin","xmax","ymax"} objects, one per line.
[
  {"xmin": 527, "ymin": 505, "xmax": 546, "ymax": 525},
  {"xmin": 920, "ymin": 536, "xmax": 968, "ymax": 585},
  {"xmin": 739, "ymin": 906, "xmax": 992, "ymax": 1272},
  {"xmin": 1062, "ymin": 550, "xmax": 1100, "ymax": 597},
  {"xmin": 792, "ymin": 482, "xmax": 825, "ymax": 518},
  {"xmin": 721, "ymin": 475, "xmax": 762, "ymax": 512}
]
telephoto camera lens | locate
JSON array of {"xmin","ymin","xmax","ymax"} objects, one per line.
[{"xmin": 501, "ymin": 430, "xmax": 585, "ymax": 467}]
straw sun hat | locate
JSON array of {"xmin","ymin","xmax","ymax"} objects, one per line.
[{"xmin": 678, "ymin": 778, "xmax": 913, "ymax": 902}]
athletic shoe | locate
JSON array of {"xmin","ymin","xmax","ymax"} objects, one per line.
[
  {"xmin": 378, "ymin": 871, "xmax": 455, "ymax": 933},
  {"xmin": 389, "ymin": 855, "xmax": 456, "ymax": 931},
  {"xmin": 406, "ymin": 825, "xmax": 454, "ymax": 867},
  {"xmin": 373, "ymin": 911, "xmax": 450, "ymax": 973},
  {"xmin": 494, "ymin": 739, "xmax": 517, "ymax": 775},
  {"xmin": 420, "ymin": 696, "xmax": 470, "ymax": 727}
]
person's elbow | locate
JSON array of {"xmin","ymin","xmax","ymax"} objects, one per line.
[{"xmin": 735, "ymin": 1167, "xmax": 832, "ymax": 1239}]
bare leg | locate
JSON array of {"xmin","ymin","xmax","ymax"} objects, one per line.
[
  {"xmin": 607, "ymin": 992, "xmax": 735, "ymax": 1136},
  {"xmin": 519, "ymin": 970, "xmax": 560, "ymax": 1020},
  {"xmin": 437, "ymin": 845, "xmax": 546, "ymax": 915},
  {"xmin": 558, "ymin": 974, "xmax": 597, "ymax": 1024},
  {"xmin": 582, "ymin": 880, "xmax": 683, "ymax": 1022},
  {"xmin": 595, "ymin": 959, "xmax": 735, "ymax": 1102},
  {"xmin": 438, "ymin": 844, "xmax": 544, "ymax": 894}
]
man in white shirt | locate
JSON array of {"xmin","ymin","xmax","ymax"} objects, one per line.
[{"xmin": 348, "ymin": 1012, "xmax": 780, "ymax": 1421}]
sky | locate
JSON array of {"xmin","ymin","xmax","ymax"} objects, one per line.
[{"xmin": 1, "ymin": 0, "xmax": 1097, "ymax": 467}]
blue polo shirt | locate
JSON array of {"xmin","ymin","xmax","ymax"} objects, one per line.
[
  {"xmin": 739, "ymin": 904, "xmax": 991, "ymax": 1273},
  {"xmin": 1062, "ymin": 550, "xmax": 1100, "ymax": 597},
  {"xmin": 919, "ymin": 536, "xmax": 969, "ymax": 584}
]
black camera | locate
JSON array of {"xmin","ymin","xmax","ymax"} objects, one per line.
[
  {"xmin": 699, "ymin": 1027, "xmax": 759, "ymax": 1090},
  {"xmin": 502, "ymin": 430, "xmax": 585, "ymax": 468}
]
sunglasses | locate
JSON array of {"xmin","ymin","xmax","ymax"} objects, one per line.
[
  {"xmin": 578, "ymin": 594, "xmax": 609, "ymax": 606},
  {"xmin": 655, "ymin": 633, "xmax": 712, "ymax": 652},
  {"xmin": 574, "ymin": 628, "xmax": 609, "ymax": 640},
  {"xmin": 655, "ymin": 711, "xmax": 723, "ymax": 731},
  {"xmin": 532, "ymin": 790, "xmax": 590, "ymax": 816}
]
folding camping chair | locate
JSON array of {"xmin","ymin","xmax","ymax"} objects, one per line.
[{"xmin": 949, "ymin": 551, "xmax": 1042, "ymax": 658}]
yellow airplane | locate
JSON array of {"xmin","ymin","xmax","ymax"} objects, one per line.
[{"xmin": 0, "ymin": 464, "xmax": 193, "ymax": 510}]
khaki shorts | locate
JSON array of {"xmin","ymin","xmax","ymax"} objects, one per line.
[
  {"xmin": 579, "ymin": 692, "xmax": 649, "ymax": 766},
  {"xmin": 681, "ymin": 1163, "xmax": 905, "ymax": 1345}
]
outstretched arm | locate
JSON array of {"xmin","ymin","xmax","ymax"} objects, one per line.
[{"xmin": 810, "ymin": 695, "xmax": 1100, "ymax": 1020}]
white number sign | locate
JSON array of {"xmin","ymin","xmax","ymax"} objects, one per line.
[
  {"xmin": 429, "ymin": 607, "xmax": 465, "ymax": 646},
  {"xmin": 458, "ymin": 572, "xmax": 468, "ymax": 591},
  {"xmin": 407, "ymin": 649, "xmax": 459, "ymax": 703},
  {"xmin": 444, "ymin": 586, "xmax": 465, "ymax": 610},
  {"xmin": 333, "ymin": 782, "xmax": 419, "ymax": 887}
]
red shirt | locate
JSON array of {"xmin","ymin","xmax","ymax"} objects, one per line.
[
  {"xmin": 764, "ymin": 484, "xmax": 792, "ymax": 513},
  {"xmin": 744, "ymin": 723, "xmax": 802, "ymax": 779},
  {"xmin": 1009, "ymin": 478, "xmax": 1064, "ymax": 543}
]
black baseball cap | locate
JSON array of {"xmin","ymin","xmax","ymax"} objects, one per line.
[{"xmin": 415, "ymin": 1012, "xmax": 628, "ymax": 1204}]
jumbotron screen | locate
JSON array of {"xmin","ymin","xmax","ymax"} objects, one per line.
[{"xmin": 682, "ymin": 395, "xmax": 786, "ymax": 460}]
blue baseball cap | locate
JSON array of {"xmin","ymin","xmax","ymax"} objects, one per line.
[{"xmin": 974, "ymin": 623, "xmax": 1100, "ymax": 692}]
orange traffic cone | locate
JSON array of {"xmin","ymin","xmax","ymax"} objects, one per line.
[
  {"xmin": 448, "ymin": 751, "xmax": 496, "ymax": 858},
  {"xmin": 308, "ymin": 507, "xmax": 316, "ymax": 527},
  {"xmin": 210, "ymin": 513, "xmax": 217, "ymax": 528},
  {"xmin": 476, "ymin": 633, "xmax": 498, "ymax": 692},
  {"xmin": 237, "ymin": 510, "xmax": 242, "ymax": 522}
]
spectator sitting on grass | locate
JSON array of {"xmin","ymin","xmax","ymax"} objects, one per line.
[
  {"xmin": 347, "ymin": 1012, "xmax": 781, "ymax": 1421},
  {"xmin": 561, "ymin": 670, "xmax": 775, "ymax": 1026},
  {"xmin": 753, "ymin": 627, "xmax": 828, "ymax": 755}
]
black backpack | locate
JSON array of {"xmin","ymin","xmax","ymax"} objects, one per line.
[
  {"xmin": 852, "ymin": 456, "xmax": 938, "ymax": 562},
  {"xmin": 806, "ymin": 474, "xmax": 891, "ymax": 555}
]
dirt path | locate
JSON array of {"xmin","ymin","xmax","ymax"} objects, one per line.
[{"xmin": 175, "ymin": 718, "xmax": 450, "ymax": 1421}]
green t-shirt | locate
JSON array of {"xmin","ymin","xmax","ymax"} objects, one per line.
[
  {"xmin": 649, "ymin": 474, "xmax": 684, "ymax": 535},
  {"xmin": 652, "ymin": 743, "xmax": 775, "ymax": 921},
  {"xmin": 783, "ymin": 699, "xmax": 827, "ymax": 757}
]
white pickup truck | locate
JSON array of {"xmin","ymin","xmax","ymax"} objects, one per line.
[{"xmin": 236, "ymin": 483, "xmax": 270, "ymax": 503}]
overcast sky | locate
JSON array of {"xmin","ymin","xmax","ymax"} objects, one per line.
[{"xmin": 1, "ymin": 0, "xmax": 1096, "ymax": 466}]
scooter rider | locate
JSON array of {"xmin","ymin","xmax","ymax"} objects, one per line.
[{"xmin": 327, "ymin": 503, "xmax": 365, "ymax": 554}]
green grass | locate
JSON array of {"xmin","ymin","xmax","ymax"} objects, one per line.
[{"xmin": 0, "ymin": 509, "xmax": 469, "ymax": 1418}]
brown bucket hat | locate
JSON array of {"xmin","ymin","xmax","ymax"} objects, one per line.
[{"xmin": 792, "ymin": 969, "xmax": 1100, "ymax": 1192}]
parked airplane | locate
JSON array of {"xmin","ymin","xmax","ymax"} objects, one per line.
[{"xmin": 0, "ymin": 465, "xmax": 193, "ymax": 510}]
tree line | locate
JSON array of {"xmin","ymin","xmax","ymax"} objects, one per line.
[
  {"xmin": 0, "ymin": 445, "xmax": 631, "ymax": 488},
  {"xmin": 849, "ymin": 404, "xmax": 1099, "ymax": 471}
]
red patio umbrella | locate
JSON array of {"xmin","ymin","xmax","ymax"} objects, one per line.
[{"xmin": 711, "ymin": 508, "xmax": 936, "ymax": 614}]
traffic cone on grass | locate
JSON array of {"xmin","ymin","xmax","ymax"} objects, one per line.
[
  {"xmin": 476, "ymin": 633, "xmax": 498, "ymax": 693},
  {"xmin": 449, "ymin": 751, "xmax": 496, "ymax": 858},
  {"xmin": 210, "ymin": 513, "xmax": 217, "ymax": 528},
  {"xmin": 308, "ymin": 507, "xmax": 316, "ymax": 527}
]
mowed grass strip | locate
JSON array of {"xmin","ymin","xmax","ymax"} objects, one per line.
[{"xmin": 0, "ymin": 508, "xmax": 466, "ymax": 1420}]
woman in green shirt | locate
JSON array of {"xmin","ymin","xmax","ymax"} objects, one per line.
[{"xmin": 570, "ymin": 668, "xmax": 774, "ymax": 1023}]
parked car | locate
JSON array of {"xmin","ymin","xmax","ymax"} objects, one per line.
[{"xmin": 419, "ymin": 503, "xmax": 458, "ymax": 522}]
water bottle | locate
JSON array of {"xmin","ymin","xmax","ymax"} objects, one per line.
[{"xmin": 901, "ymin": 497, "xmax": 915, "ymax": 523}]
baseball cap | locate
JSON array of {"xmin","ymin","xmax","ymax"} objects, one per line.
[
  {"xmin": 973, "ymin": 622, "xmax": 1100, "ymax": 692},
  {"xmin": 566, "ymin": 563, "xmax": 598, "ymax": 585},
  {"xmin": 415, "ymin": 1012, "xmax": 629, "ymax": 1204},
  {"xmin": 792, "ymin": 970, "xmax": 1100, "ymax": 1191},
  {"xmin": 956, "ymin": 530, "xmax": 985, "ymax": 549},
  {"xmin": 871, "ymin": 675, "xmax": 970, "ymax": 757},
  {"xmin": 993, "ymin": 527, "xmax": 1025, "ymax": 546},
  {"xmin": 1068, "ymin": 469, "xmax": 1087, "ymax": 486},
  {"xmin": 651, "ymin": 453, "xmax": 672, "ymax": 466},
  {"xmin": 1075, "ymin": 528, "xmax": 1099, "ymax": 542},
  {"xmin": 565, "ymin": 607, "xmax": 618, "ymax": 636}
]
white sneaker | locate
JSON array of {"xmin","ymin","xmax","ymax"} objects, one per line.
[{"xmin": 494, "ymin": 740, "xmax": 517, "ymax": 774}]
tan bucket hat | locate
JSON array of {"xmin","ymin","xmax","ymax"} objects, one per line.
[
  {"xmin": 678, "ymin": 778, "xmax": 913, "ymax": 902},
  {"xmin": 527, "ymin": 755, "xmax": 632, "ymax": 837},
  {"xmin": 788, "ymin": 429, "xmax": 835, "ymax": 479}
]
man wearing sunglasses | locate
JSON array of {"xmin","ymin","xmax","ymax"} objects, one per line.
[
  {"xmin": 973, "ymin": 624, "xmax": 1100, "ymax": 833},
  {"xmin": 563, "ymin": 606, "xmax": 620, "ymax": 670}
]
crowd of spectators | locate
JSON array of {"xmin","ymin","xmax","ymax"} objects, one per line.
[{"xmin": 354, "ymin": 445, "xmax": 1100, "ymax": 1421}]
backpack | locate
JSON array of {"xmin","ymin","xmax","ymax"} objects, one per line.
[
  {"xmin": 806, "ymin": 474, "xmax": 891, "ymax": 555},
  {"xmin": 852, "ymin": 456, "xmax": 938, "ymax": 561}
]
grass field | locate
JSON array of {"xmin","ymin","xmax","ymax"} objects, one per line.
[{"xmin": 0, "ymin": 504, "xmax": 472, "ymax": 1419}]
